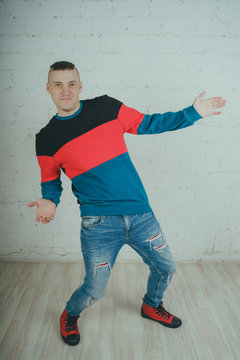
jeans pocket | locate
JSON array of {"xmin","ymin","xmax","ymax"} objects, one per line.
[{"xmin": 81, "ymin": 216, "xmax": 106, "ymax": 229}]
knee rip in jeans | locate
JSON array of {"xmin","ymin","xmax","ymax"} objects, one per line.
[
  {"xmin": 87, "ymin": 296, "xmax": 98, "ymax": 306},
  {"xmin": 147, "ymin": 233, "xmax": 167, "ymax": 251},
  {"xmin": 93, "ymin": 261, "xmax": 111, "ymax": 277},
  {"xmin": 87, "ymin": 262, "xmax": 111, "ymax": 306}
]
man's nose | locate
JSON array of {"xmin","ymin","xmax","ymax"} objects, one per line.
[{"xmin": 61, "ymin": 85, "xmax": 71, "ymax": 93}]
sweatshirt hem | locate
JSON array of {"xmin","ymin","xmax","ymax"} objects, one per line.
[{"xmin": 79, "ymin": 202, "xmax": 152, "ymax": 216}]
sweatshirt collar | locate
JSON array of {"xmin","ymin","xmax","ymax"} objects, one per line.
[{"xmin": 55, "ymin": 101, "xmax": 83, "ymax": 120}]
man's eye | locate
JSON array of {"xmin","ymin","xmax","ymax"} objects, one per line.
[
  {"xmin": 55, "ymin": 83, "xmax": 61, "ymax": 87},
  {"xmin": 70, "ymin": 83, "xmax": 76, "ymax": 87}
]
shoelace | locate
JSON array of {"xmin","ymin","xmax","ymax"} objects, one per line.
[
  {"xmin": 64, "ymin": 315, "xmax": 79, "ymax": 332},
  {"xmin": 155, "ymin": 303, "xmax": 171, "ymax": 320}
]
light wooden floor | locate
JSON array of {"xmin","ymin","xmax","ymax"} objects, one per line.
[{"xmin": 0, "ymin": 261, "xmax": 239, "ymax": 360}]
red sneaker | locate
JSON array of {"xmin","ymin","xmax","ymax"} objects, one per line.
[
  {"xmin": 141, "ymin": 302, "xmax": 182, "ymax": 328},
  {"xmin": 60, "ymin": 309, "xmax": 80, "ymax": 345}
]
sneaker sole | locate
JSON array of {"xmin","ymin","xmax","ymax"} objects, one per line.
[
  {"xmin": 61, "ymin": 333, "xmax": 80, "ymax": 346},
  {"xmin": 141, "ymin": 308, "xmax": 182, "ymax": 328}
]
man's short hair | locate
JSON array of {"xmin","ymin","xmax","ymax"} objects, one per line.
[{"xmin": 48, "ymin": 61, "xmax": 80, "ymax": 82}]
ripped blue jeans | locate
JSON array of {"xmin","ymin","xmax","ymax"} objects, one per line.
[{"xmin": 65, "ymin": 212, "xmax": 176, "ymax": 316}]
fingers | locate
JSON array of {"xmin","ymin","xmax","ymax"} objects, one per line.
[
  {"xmin": 28, "ymin": 201, "xmax": 37, "ymax": 207},
  {"xmin": 209, "ymin": 97, "xmax": 226, "ymax": 104},
  {"xmin": 39, "ymin": 216, "xmax": 54, "ymax": 224},
  {"xmin": 196, "ymin": 93, "xmax": 226, "ymax": 109},
  {"xmin": 209, "ymin": 98, "xmax": 227, "ymax": 110},
  {"xmin": 197, "ymin": 90, "xmax": 206, "ymax": 99},
  {"xmin": 216, "ymin": 99, "xmax": 227, "ymax": 108},
  {"xmin": 31, "ymin": 199, "xmax": 55, "ymax": 223}
]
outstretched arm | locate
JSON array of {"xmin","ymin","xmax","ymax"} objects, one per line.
[
  {"xmin": 109, "ymin": 91, "xmax": 226, "ymax": 136},
  {"xmin": 193, "ymin": 91, "xmax": 226, "ymax": 117}
]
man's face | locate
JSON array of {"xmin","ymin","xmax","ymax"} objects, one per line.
[{"xmin": 46, "ymin": 69, "xmax": 82, "ymax": 116}]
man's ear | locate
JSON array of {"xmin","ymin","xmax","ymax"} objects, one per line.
[{"xmin": 46, "ymin": 82, "xmax": 51, "ymax": 94}]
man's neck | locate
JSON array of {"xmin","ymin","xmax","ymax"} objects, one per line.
[{"xmin": 57, "ymin": 102, "xmax": 80, "ymax": 117}]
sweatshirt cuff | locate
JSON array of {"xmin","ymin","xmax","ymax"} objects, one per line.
[
  {"xmin": 42, "ymin": 197, "xmax": 59, "ymax": 207},
  {"xmin": 183, "ymin": 105, "xmax": 202, "ymax": 124}
]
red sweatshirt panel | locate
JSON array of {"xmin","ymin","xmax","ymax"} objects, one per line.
[
  {"xmin": 54, "ymin": 119, "xmax": 128, "ymax": 180},
  {"xmin": 37, "ymin": 156, "xmax": 61, "ymax": 182},
  {"xmin": 117, "ymin": 103, "xmax": 145, "ymax": 134}
]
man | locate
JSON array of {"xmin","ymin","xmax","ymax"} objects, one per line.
[{"xmin": 28, "ymin": 61, "xmax": 226, "ymax": 346}]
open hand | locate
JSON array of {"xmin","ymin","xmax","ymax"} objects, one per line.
[
  {"xmin": 193, "ymin": 91, "xmax": 226, "ymax": 118},
  {"xmin": 28, "ymin": 199, "xmax": 56, "ymax": 224}
]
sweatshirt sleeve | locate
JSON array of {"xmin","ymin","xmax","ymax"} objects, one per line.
[
  {"xmin": 137, "ymin": 105, "xmax": 202, "ymax": 134},
  {"xmin": 107, "ymin": 95, "xmax": 202, "ymax": 135},
  {"xmin": 36, "ymin": 135, "xmax": 63, "ymax": 207}
]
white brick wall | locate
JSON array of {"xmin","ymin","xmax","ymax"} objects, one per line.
[{"xmin": 0, "ymin": 0, "xmax": 239, "ymax": 262}]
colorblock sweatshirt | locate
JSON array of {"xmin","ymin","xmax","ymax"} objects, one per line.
[{"xmin": 36, "ymin": 95, "xmax": 202, "ymax": 216}]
